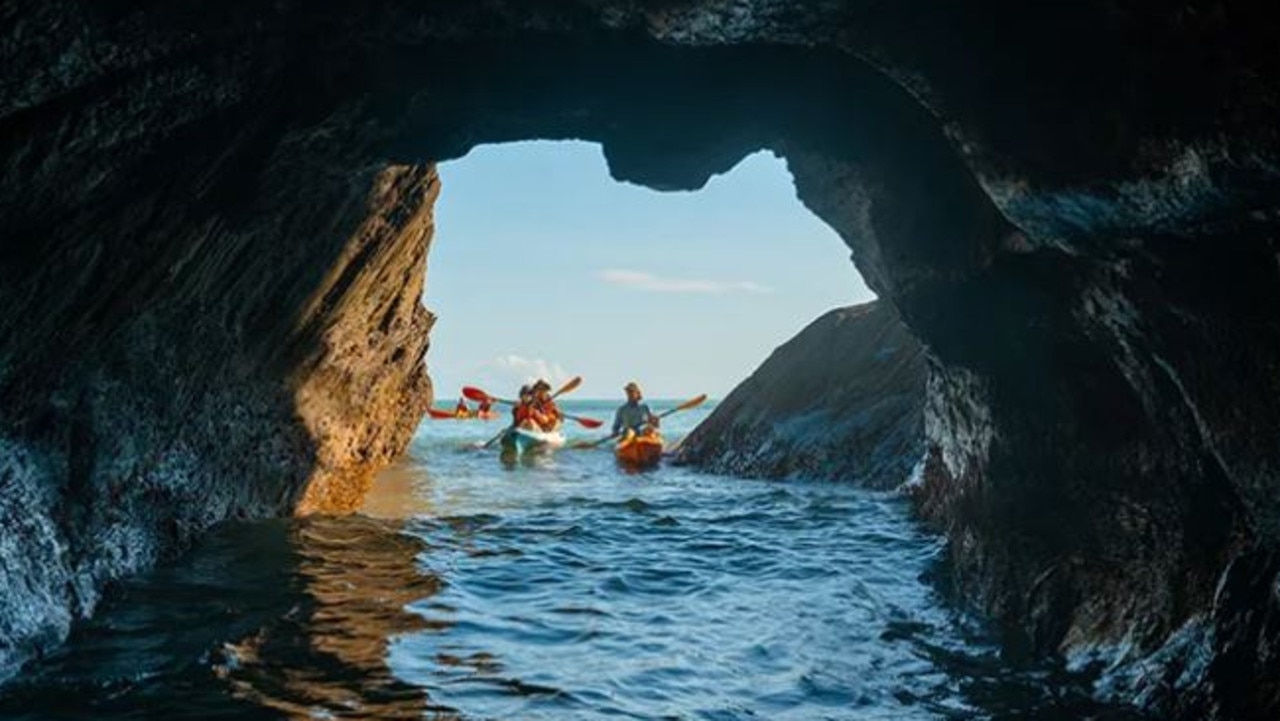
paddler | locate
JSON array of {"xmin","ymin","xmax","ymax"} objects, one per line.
[
  {"xmin": 529, "ymin": 379, "xmax": 564, "ymax": 432},
  {"xmin": 612, "ymin": 381, "xmax": 659, "ymax": 439},
  {"xmin": 512, "ymin": 385, "xmax": 536, "ymax": 428},
  {"xmin": 454, "ymin": 395, "xmax": 472, "ymax": 419}
]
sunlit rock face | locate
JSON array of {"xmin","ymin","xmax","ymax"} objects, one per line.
[
  {"xmin": 1, "ymin": 0, "xmax": 438, "ymax": 678},
  {"xmin": 676, "ymin": 302, "xmax": 926, "ymax": 488},
  {"xmin": 2, "ymin": 1, "xmax": 1279, "ymax": 717}
]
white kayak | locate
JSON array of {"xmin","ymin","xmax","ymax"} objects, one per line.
[{"xmin": 499, "ymin": 426, "xmax": 566, "ymax": 457}]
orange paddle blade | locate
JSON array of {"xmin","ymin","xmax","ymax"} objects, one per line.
[
  {"xmin": 675, "ymin": 393, "xmax": 708, "ymax": 412},
  {"xmin": 658, "ymin": 394, "xmax": 708, "ymax": 418},
  {"xmin": 552, "ymin": 376, "xmax": 583, "ymax": 398}
]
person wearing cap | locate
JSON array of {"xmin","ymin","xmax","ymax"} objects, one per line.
[
  {"xmin": 529, "ymin": 379, "xmax": 563, "ymax": 432},
  {"xmin": 613, "ymin": 382, "xmax": 659, "ymax": 437}
]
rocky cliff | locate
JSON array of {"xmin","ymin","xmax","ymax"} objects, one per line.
[
  {"xmin": 2, "ymin": 2, "xmax": 1279, "ymax": 717},
  {"xmin": 0, "ymin": 0, "xmax": 438, "ymax": 676},
  {"xmin": 676, "ymin": 302, "xmax": 925, "ymax": 488}
]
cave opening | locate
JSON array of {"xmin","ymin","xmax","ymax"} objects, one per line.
[
  {"xmin": 424, "ymin": 139, "xmax": 874, "ymax": 403},
  {"xmin": 2, "ymin": 22, "xmax": 1002, "ymax": 687},
  {"xmin": 4, "ymin": 3, "xmax": 1280, "ymax": 716}
]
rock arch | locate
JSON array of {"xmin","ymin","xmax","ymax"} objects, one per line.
[{"xmin": 3, "ymin": 2, "xmax": 1279, "ymax": 716}]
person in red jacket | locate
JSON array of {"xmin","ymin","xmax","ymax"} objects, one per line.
[
  {"xmin": 512, "ymin": 385, "xmax": 535, "ymax": 428},
  {"xmin": 529, "ymin": 379, "xmax": 563, "ymax": 432}
]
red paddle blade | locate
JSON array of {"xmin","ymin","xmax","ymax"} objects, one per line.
[
  {"xmin": 461, "ymin": 386, "xmax": 491, "ymax": 402},
  {"xmin": 573, "ymin": 416, "xmax": 604, "ymax": 429},
  {"xmin": 427, "ymin": 408, "xmax": 456, "ymax": 419}
]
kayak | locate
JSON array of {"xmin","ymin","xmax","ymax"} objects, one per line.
[
  {"xmin": 428, "ymin": 408, "xmax": 500, "ymax": 421},
  {"xmin": 499, "ymin": 426, "xmax": 566, "ymax": 458},
  {"xmin": 615, "ymin": 431, "xmax": 664, "ymax": 469}
]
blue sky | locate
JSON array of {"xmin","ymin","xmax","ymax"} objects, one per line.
[{"xmin": 424, "ymin": 141, "xmax": 874, "ymax": 401}]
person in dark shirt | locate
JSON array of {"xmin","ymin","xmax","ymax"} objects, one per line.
[{"xmin": 612, "ymin": 381, "xmax": 658, "ymax": 436}]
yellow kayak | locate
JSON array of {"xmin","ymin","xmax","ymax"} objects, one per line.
[{"xmin": 616, "ymin": 431, "xmax": 664, "ymax": 469}]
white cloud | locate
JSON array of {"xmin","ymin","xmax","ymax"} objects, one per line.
[
  {"xmin": 435, "ymin": 355, "xmax": 575, "ymax": 400},
  {"xmin": 599, "ymin": 269, "xmax": 772, "ymax": 294},
  {"xmin": 488, "ymin": 354, "xmax": 571, "ymax": 387}
]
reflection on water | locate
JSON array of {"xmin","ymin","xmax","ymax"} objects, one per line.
[
  {"xmin": 216, "ymin": 518, "xmax": 445, "ymax": 720},
  {"xmin": 360, "ymin": 463, "xmax": 434, "ymax": 521},
  {"xmin": 0, "ymin": 402, "xmax": 1148, "ymax": 720},
  {"xmin": 0, "ymin": 516, "xmax": 451, "ymax": 720}
]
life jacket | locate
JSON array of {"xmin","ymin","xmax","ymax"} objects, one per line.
[{"xmin": 532, "ymin": 399, "xmax": 561, "ymax": 431}]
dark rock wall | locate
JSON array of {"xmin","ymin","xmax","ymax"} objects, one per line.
[
  {"xmin": 675, "ymin": 302, "xmax": 926, "ymax": 488},
  {"xmin": 908, "ymin": 236, "xmax": 1280, "ymax": 719},
  {"xmin": 2, "ymin": 2, "xmax": 1279, "ymax": 716},
  {"xmin": 1, "ymin": 0, "xmax": 436, "ymax": 678}
]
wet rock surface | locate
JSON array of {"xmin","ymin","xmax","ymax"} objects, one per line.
[
  {"xmin": 2, "ymin": 2, "xmax": 1279, "ymax": 717},
  {"xmin": 1, "ymin": 0, "xmax": 438, "ymax": 677},
  {"xmin": 676, "ymin": 302, "xmax": 925, "ymax": 488}
]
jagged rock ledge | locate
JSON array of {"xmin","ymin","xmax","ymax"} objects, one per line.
[{"xmin": 676, "ymin": 302, "xmax": 925, "ymax": 489}]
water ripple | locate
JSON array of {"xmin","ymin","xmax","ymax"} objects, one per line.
[{"xmin": 0, "ymin": 405, "xmax": 1149, "ymax": 720}]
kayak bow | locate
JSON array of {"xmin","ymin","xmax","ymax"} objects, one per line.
[
  {"xmin": 615, "ymin": 431, "xmax": 664, "ymax": 469},
  {"xmin": 500, "ymin": 426, "xmax": 566, "ymax": 458}
]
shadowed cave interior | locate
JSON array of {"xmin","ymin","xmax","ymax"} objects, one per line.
[{"xmin": 2, "ymin": 3, "xmax": 1280, "ymax": 718}]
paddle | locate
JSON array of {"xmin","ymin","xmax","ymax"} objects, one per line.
[
  {"xmin": 463, "ymin": 378, "xmax": 603, "ymax": 429},
  {"xmin": 480, "ymin": 427, "xmax": 507, "ymax": 450},
  {"xmin": 573, "ymin": 393, "xmax": 708, "ymax": 449},
  {"xmin": 462, "ymin": 375, "xmax": 580, "ymax": 406},
  {"xmin": 471, "ymin": 376, "xmax": 594, "ymax": 449}
]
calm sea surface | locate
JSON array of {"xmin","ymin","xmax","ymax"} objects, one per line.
[{"xmin": 0, "ymin": 401, "xmax": 1142, "ymax": 720}]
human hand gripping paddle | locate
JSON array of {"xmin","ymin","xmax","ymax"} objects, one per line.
[
  {"xmin": 467, "ymin": 377, "xmax": 600, "ymax": 449},
  {"xmin": 574, "ymin": 394, "xmax": 708, "ymax": 449}
]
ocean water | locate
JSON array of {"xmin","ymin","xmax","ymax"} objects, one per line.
[{"xmin": 0, "ymin": 401, "xmax": 1143, "ymax": 720}]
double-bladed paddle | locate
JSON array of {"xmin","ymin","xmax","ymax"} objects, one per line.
[
  {"xmin": 573, "ymin": 393, "xmax": 708, "ymax": 449},
  {"xmin": 469, "ymin": 376, "xmax": 597, "ymax": 449},
  {"xmin": 463, "ymin": 377, "xmax": 603, "ymax": 429}
]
